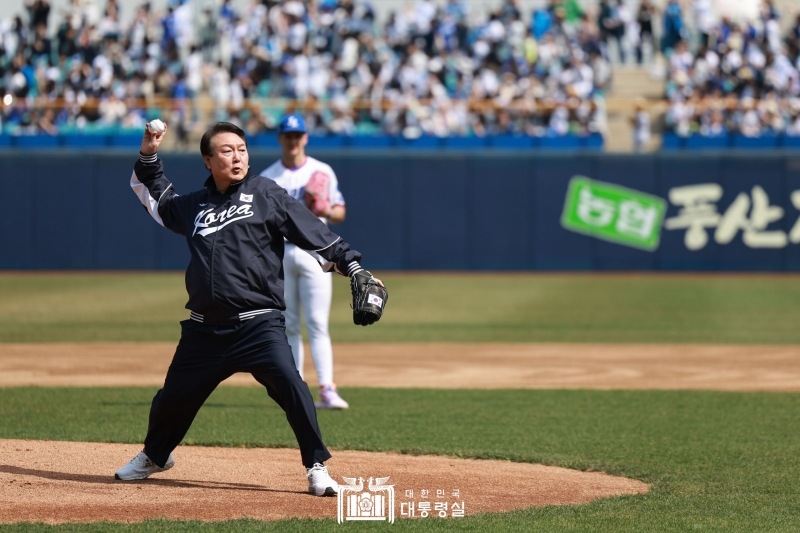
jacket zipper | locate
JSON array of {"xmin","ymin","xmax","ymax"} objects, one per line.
[
  {"xmin": 210, "ymin": 231, "xmax": 218, "ymax": 304},
  {"xmin": 208, "ymin": 194, "xmax": 223, "ymax": 304}
]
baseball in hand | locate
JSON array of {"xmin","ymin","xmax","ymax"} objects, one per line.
[{"xmin": 148, "ymin": 119, "xmax": 166, "ymax": 134}]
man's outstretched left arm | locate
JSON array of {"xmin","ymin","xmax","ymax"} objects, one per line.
[
  {"xmin": 266, "ymin": 179, "xmax": 388, "ymax": 325},
  {"xmin": 266, "ymin": 179, "xmax": 362, "ymax": 276}
]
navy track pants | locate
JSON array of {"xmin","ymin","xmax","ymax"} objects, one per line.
[{"xmin": 142, "ymin": 312, "xmax": 331, "ymax": 468}]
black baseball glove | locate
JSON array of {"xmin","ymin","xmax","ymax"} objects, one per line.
[{"xmin": 350, "ymin": 270, "xmax": 388, "ymax": 326}]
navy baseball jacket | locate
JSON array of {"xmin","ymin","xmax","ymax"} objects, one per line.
[{"xmin": 130, "ymin": 153, "xmax": 362, "ymax": 324}]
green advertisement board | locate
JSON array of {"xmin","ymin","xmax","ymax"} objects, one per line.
[{"xmin": 561, "ymin": 176, "xmax": 667, "ymax": 251}]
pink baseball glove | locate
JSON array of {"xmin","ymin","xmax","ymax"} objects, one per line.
[{"xmin": 304, "ymin": 171, "xmax": 330, "ymax": 216}]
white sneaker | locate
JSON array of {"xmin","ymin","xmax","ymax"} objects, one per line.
[
  {"xmin": 115, "ymin": 450, "xmax": 175, "ymax": 480},
  {"xmin": 307, "ymin": 463, "xmax": 339, "ymax": 496},
  {"xmin": 315, "ymin": 384, "xmax": 349, "ymax": 409}
]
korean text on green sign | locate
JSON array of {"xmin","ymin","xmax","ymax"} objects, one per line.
[{"xmin": 561, "ymin": 176, "xmax": 667, "ymax": 251}]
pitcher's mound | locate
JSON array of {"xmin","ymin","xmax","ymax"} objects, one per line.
[{"xmin": 0, "ymin": 439, "xmax": 648, "ymax": 524}]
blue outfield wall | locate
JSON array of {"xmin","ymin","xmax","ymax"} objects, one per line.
[{"xmin": 2, "ymin": 150, "xmax": 800, "ymax": 271}]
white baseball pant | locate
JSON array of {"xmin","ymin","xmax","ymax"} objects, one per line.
[{"xmin": 283, "ymin": 243, "xmax": 334, "ymax": 386}]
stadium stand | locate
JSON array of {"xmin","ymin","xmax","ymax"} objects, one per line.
[
  {"xmin": 0, "ymin": 0, "xmax": 611, "ymax": 148},
  {"xmin": 663, "ymin": 0, "xmax": 800, "ymax": 148}
]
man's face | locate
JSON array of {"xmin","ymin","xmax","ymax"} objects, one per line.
[
  {"xmin": 204, "ymin": 131, "xmax": 249, "ymax": 183},
  {"xmin": 278, "ymin": 131, "xmax": 308, "ymax": 157}
]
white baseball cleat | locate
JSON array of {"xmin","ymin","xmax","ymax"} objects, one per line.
[
  {"xmin": 307, "ymin": 463, "xmax": 339, "ymax": 496},
  {"xmin": 115, "ymin": 450, "xmax": 175, "ymax": 480},
  {"xmin": 315, "ymin": 384, "xmax": 349, "ymax": 409}
]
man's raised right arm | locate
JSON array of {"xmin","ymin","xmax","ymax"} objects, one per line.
[{"xmin": 129, "ymin": 122, "xmax": 186, "ymax": 235}]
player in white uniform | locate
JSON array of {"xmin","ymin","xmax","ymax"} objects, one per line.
[{"xmin": 259, "ymin": 115, "xmax": 350, "ymax": 409}]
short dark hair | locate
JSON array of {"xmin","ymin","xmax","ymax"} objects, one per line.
[{"xmin": 200, "ymin": 122, "xmax": 247, "ymax": 157}]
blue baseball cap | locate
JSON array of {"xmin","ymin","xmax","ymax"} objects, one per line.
[{"xmin": 279, "ymin": 114, "xmax": 306, "ymax": 134}]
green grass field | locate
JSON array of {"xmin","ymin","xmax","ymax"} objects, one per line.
[
  {"xmin": 2, "ymin": 272, "xmax": 800, "ymax": 343},
  {"xmin": 1, "ymin": 387, "xmax": 799, "ymax": 532},
  {"xmin": 1, "ymin": 272, "xmax": 799, "ymax": 532}
]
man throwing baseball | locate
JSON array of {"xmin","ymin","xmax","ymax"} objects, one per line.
[
  {"xmin": 115, "ymin": 120, "xmax": 387, "ymax": 496},
  {"xmin": 258, "ymin": 115, "xmax": 350, "ymax": 409}
]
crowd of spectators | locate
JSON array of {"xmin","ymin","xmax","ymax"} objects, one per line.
[
  {"xmin": 0, "ymin": 0, "xmax": 613, "ymax": 140},
  {"xmin": 665, "ymin": 0, "xmax": 800, "ymax": 138}
]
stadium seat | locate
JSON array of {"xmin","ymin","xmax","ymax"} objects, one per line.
[
  {"xmin": 0, "ymin": 134, "xmax": 10, "ymax": 147},
  {"xmin": 541, "ymin": 136, "xmax": 581, "ymax": 149},
  {"xmin": 490, "ymin": 134, "xmax": 534, "ymax": 149},
  {"xmin": 661, "ymin": 132, "xmax": 684, "ymax": 150},
  {"xmin": 732, "ymin": 133, "xmax": 779, "ymax": 149},
  {"xmin": 349, "ymin": 135, "xmax": 394, "ymax": 148},
  {"xmin": 354, "ymin": 122, "xmax": 381, "ymax": 136},
  {"xmin": 443, "ymin": 136, "xmax": 488, "ymax": 149},
  {"xmin": 307, "ymin": 135, "xmax": 346, "ymax": 148},
  {"xmin": 256, "ymin": 80, "xmax": 272, "ymax": 97},
  {"xmin": 264, "ymin": 108, "xmax": 285, "ymax": 126},
  {"xmin": 685, "ymin": 134, "xmax": 730, "ymax": 149},
  {"xmin": 15, "ymin": 135, "xmax": 60, "ymax": 148},
  {"xmin": 62, "ymin": 134, "xmax": 109, "ymax": 147}
]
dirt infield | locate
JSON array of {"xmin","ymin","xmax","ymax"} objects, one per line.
[
  {"xmin": 4, "ymin": 341, "xmax": 791, "ymax": 524},
  {"xmin": 0, "ymin": 439, "xmax": 648, "ymax": 524},
  {"xmin": 1, "ymin": 342, "xmax": 799, "ymax": 390}
]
